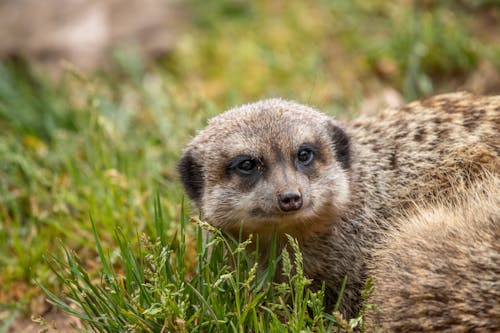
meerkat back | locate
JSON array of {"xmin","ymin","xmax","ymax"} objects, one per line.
[{"xmin": 366, "ymin": 174, "xmax": 500, "ymax": 332}]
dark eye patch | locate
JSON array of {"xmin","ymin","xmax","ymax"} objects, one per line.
[
  {"xmin": 236, "ymin": 159, "xmax": 257, "ymax": 174},
  {"xmin": 295, "ymin": 143, "xmax": 320, "ymax": 173},
  {"xmin": 297, "ymin": 144, "xmax": 318, "ymax": 166},
  {"xmin": 226, "ymin": 155, "xmax": 262, "ymax": 176},
  {"xmin": 226, "ymin": 154, "xmax": 263, "ymax": 190},
  {"xmin": 297, "ymin": 143, "xmax": 319, "ymax": 160}
]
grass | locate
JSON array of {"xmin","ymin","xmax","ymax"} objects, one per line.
[
  {"xmin": 0, "ymin": 0, "xmax": 498, "ymax": 331},
  {"xmin": 38, "ymin": 198, "xmax": 366, "ymax": 332}
]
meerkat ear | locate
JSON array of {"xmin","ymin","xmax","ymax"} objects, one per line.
[
  {"xmin": 178, "ymin": 150, "xmax": 204, "ymax": 204},
  {"xmin": 328, "ymin": 122, "xmax": 351, "ymax": 169}
]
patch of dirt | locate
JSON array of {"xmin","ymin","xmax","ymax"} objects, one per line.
[
  {"xmin": 0, "ymin": 0, "xmax": 187, "ymax": 75},
  {"xmin": 7, "ymin": 308, "xmax": 82, "ymax": 333},
  {"xmin": 359, "ymin": 87, "xmax": 405, "ymax": 115},
  {"xmin": 464, "ymin": 60, "xmax": 500, "ymax": 95}
]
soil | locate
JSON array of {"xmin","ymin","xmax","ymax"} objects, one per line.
[{"xmin": 6, "ymin": 308, "xmax": 82, "ymax": 333}]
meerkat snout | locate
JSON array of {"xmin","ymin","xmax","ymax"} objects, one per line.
[{"xmin": 277, "ymin": 190, "xmax": 303, "ymax": 212}]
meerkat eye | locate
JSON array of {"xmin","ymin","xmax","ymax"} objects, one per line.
[
  {"xmin": 297, "ymin": 148, "xmax": 315, "ymax": 165},
  {"xmin": 236, "ymin": 158, "xmax": 257, "ymax": 174},
  {"xmin": 227, "ymin": 155, "xmax": 261, "ymax": 177}
]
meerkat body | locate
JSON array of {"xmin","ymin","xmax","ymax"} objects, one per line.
[
  {"xmin": 178, "ymin": 92, "xmax": 499, "ymax": 318},
  {"xmin": 365, "ymin": 174, "xmax": 500, "ymax": 332}
]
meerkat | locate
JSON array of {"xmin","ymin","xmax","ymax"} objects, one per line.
[
  {"xmin": 365, "ymin": 173, "xmax": 500, "ymax": 332},
  {"xmin": 178, "ymin": 92, "xmax": 499, "ymax": 317}
]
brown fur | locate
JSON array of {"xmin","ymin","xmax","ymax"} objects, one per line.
[
  {"xmin": 365, "ymin": 174, "xmax": 500, "ymax": 332},
  {"xmin": 178, "ymin": 92, "xmax": 500, "ymax": 317}
]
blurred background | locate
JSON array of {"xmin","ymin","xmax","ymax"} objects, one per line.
[{"xmin": 0, "ymin": 0, "xmax": 499, "ymax": 331}]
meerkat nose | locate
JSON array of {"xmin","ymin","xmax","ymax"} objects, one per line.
[{"xmin": 278, "ymin": 191, "xmax": 303, "ymax": 212}]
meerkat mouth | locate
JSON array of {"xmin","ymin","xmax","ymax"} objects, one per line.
[{"xmin": 250, "ymin": 203, "xmax": 314, "ymax": 219}]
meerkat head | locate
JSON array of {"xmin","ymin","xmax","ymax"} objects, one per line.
[{"xmin": 178, "ymin": 99, "xmax": 351, "ymax": 237}]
